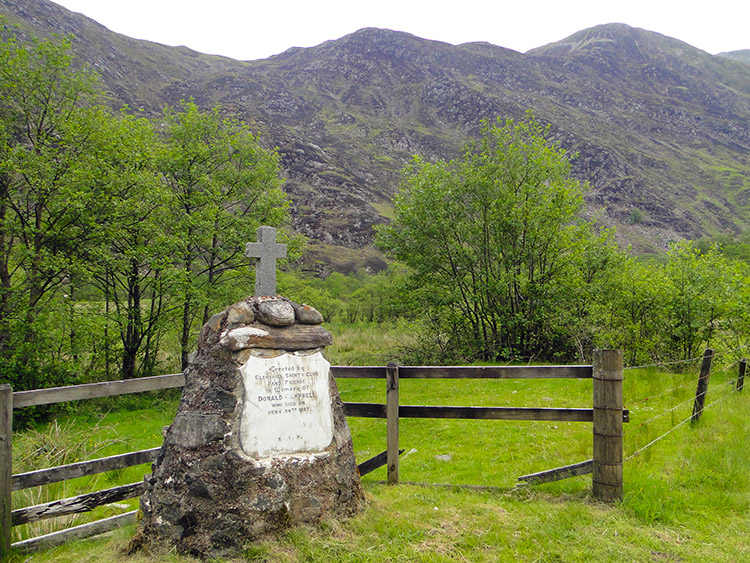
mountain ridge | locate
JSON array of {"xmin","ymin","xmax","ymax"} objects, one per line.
[{"xmin": 2, "ymin": 0, "xmax": 750, "ymax": 272}]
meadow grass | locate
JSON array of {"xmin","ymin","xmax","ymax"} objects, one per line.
[
  {"xmin": 10, "ymin": 390, "xmax": 181, "ymax": 544},
  {"xmin": 6, "ymin": 344, "xmax": 750, "ymax": 561},
  {"xmin": 323, "ymin": 321, "xmax": 417, "ymax": 366}
]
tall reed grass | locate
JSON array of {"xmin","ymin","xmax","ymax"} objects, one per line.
[{"xmin": 11, "ymin": 418, "xmax": 124, "ymax": 542}]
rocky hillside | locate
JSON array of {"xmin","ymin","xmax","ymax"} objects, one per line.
[
  {"xmin": 3, "ymin": 0, "xmax": 750, "ymax": 272},
  {"xmin": 719, "ymin": 50, "xmax": 750, "ymax": 65}
]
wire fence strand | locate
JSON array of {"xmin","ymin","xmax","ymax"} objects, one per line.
[
  {"xmin": 624, "ymin": 382, "xmax": 739, "ymax": 461},
  {"xmin": 627, "ymin": 376, "xmax": 698, "ymax": 408},
  {"xmin": 625, "ymin": 355, "xmax": 742, "ymax": 409},
  {"xmin": 623, "ymin": 343, "xmax": 749, "ymax": 373},
  {"xmin": 625, "ymin": 377, "xmax": 737, "ymax": 434},
  {"xmin": 624, "ymin": 413, "xmax": 694, "ymax": 461},
  {"xmin": 625, "ymin": 394, "xmax": 697, "ymax": 434},
  {"xmin": 624, "ymin": 357, "xmax": 701, "ymax": 372}
]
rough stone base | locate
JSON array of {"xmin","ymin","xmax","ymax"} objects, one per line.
[{"xmin": 130, "ymin": 297, "xmax": 366, "ymax": 559}]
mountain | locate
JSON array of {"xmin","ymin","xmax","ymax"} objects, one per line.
[
  {"xmin": 2, "ymin": 1, "xmax": 750, "ymax": 272},
  {"xmin": 719, "ymin": 50, "xmax": 750, "ymax": 65}
]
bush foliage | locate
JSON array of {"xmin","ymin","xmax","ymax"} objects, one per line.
[{"xmin": 377, "ymin": 114, "xmax": 750, "ymax": 365}]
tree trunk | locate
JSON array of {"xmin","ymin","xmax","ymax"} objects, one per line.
[
  {"xmin": 121, "ymin": 258, "xmax": 142, "ymax": 379},
  {"xmin": 0, "ymin": 177, "xmax": 12, "ymax": 356},
  {"xmin": 180, "ymin": 296, "xmax": 191, "ymax": 371},
  {"xmin": 202, "ymin": 230, "xmax": 220, "ymax": 326},
  {"xmin": 104, "ymin": 270, "xmax": 111, "ymax": 379},
  {"xmin": 141, "ymin": 271, "xmax": 164, "ymax": 377}
]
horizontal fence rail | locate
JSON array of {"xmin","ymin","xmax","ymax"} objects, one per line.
[
  {"xmin": 12, "ymin": 447, "xmax": 161, "ymax": 492},
  {"xmin": 10, "ymin": 367, "xmax": 591, "ymax": 409},
  {"xmin": 12, "ymin": 482, "xmax": 144, "ymax": 526},
  {"xmin": 518, "ymin": 460, "xmax": 594, "ymax": 484},
  {"xmin": 344, "ymin": 403, "xmax": 629, "ymax": 422},
  {"xmin": 12, "ymin": 373, "xmax": 185, "ymax": 408},
  {"xmin": 332, "ymin": 365, "xmax": 593, "ymax": 379},
  {"xmin": 3, "ymin": 358, "xmax": 621, "ymax": 555},
  {"xmin": 11, "ymin": 511, "xmax": 138, "ymax": 554}
]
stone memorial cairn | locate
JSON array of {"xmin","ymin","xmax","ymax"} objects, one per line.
[{"xmin": 132, "ymin": 227, "xmax": 366, "ymax": 558}]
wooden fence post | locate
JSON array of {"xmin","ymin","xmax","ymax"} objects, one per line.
[
  {"xmin": 691, "ymin": 349, "xmax": 714, "ymax": 424},
  {"xmin": 0, "ymin": 384, "xmax": 12, "ymax": 558},
  {"xmin": 737, "ymin": 359, "xmax": 746, "ymax": 392},
  {"xmin": 386, "ymin": 362, "xmax": 399, "ymax": 485},
  {"xmin": 592, "ymin": 349, "xmax": 623, "ymax": 502}
]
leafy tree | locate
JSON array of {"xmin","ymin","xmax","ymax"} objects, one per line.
[
  {"xmin": 595, "ymin": 258, "xmax": 671, "ymax": 365},
  {"xmin": 277, "ymin": 271, "xmax": 343, "ymax": 323},
  {"xmin": 663, "ymin": 242, "xmax": 730, "ymax": 361},
  {"xmin": 723, "ymin": 262, "xmax": 750, "ymax": 356},
  {"xmin": 81, "ymin": 112, "xmax": 175, "ymax": 379},
  {"xmin": 559, "ymin": 230, "xmax": 622, "ymax": 360},
  {"xmin": 694, "ymin": 231, "xmax": 750, "ymax": 263},
  {"xmin": 377, "ymin": 113, "xmax": 608, "ymax": 362},
  {"xmin": 158, "ymin": 101, "xmax": 291, "ymax": 369},
  {"xmin": 0, "ymin": 22, "xmax": 114, "ymax": 387}
]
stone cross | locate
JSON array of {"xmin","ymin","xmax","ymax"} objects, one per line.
[{"xmin": 244, "ymin": 226, "xmax": 287, "ymax": 297}]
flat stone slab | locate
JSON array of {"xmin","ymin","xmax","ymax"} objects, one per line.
[
  {"xmin": 220, "ymin": 323, "xmax": 333, "ymax": 351},
  {"xmin": 239, "ymin": 351, "xmax": 333, "ymax": 458}
]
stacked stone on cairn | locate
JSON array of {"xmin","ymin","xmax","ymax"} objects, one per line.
[{"xmin": 131, "ymin": 292, "xmax": 365, "ymax": 555}]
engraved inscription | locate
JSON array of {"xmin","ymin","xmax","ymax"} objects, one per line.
[{"xmin": 239, "ymin": 351, "xmax": 333, "ymax": 458}]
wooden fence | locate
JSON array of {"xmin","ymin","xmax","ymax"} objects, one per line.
[{"xmin": 0, "ymin": 349, "xmax": 626, "ymax": 556}]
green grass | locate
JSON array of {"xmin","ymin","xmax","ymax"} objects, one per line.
[
  {"xmin": 7, "ymin": 356, "xmax": 750, "ymax": 561},
  {"xmin": 10, "ymin": 391, "xmax": 181, "ymax": 544},
  {"xmin": 325, "ymin": 322, "xmax": 417, "ymax": 366},
  {"xmin": 370, "ymin": 201, "xmax": 395, "ymax": 221}
]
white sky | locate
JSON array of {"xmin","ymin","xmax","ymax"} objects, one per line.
[{"xmin": 51, "ymin": 0, "xmax": 749, "ymax": 60}]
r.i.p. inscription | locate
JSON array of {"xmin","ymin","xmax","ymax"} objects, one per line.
[{"xmin": 239, "ymin": 351, "xmax": 334, "ymax": 458}]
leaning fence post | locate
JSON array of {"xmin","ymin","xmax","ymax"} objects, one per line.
[
  {"xmin": 0, "ymin": 384, "xmax": 12, "ymax": 558},
  {"xmin": 386, "ymin": 362, "xmax": 399, "ymax": 485},
  {"xmin": 592, "ymin": 349, "xmax": 623, "ymax": 502},
  {"xmin": 737, "ymin": 358, "xmax": 746, "ymax": 392},
  {"xmin": 691, "ymin": 349, "xmax": 714, "ymax": 424}
]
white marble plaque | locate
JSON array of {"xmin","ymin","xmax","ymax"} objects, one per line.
[{"xmin": 239, "ymin": 351, "xmax": 333, "ymax": 458}]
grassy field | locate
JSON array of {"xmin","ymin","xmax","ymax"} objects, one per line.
[{"xmin": 7, "ymin": 341, "xmax": 750, "ymax": 561}]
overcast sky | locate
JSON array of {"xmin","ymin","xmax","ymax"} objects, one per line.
[{"xmin": 51, "ymin": 0, "xmax": 749, "ymax": 61}]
